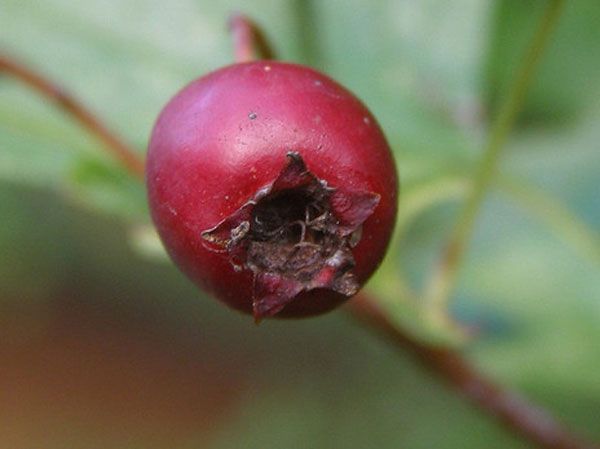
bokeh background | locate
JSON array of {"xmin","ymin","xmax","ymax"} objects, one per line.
[{"xmin": 1, "ymin": 0, "xmax": 599, "ymax": 448}]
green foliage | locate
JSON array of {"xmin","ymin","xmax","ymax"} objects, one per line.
[
  {"xmin": 0, "ymin": 0, "xmax": 599, "ymax": 448},
  {"xmin": 487, "ymin": 0, "xmax": 600, "ymax": 123}
]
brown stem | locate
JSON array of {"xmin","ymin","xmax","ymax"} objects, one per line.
[
  {"xmin": 0, "ymin": 53, "xmax": 145, "ymax": 180},
  {"xmin": 346, "ymin": 293, "xmax": 598, "ymax": 449},
  {"xmin": 228, "ymin": 13, "xmax": 276, "ymax": 63}
]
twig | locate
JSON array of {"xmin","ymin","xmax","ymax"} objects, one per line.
[
  {"xmin": 0, "ymin": 53, "xmax": 145, "ymax": 180},
  {"xmin": 228, "ymin": 13, "xmax": 276, "ymax": 63},
  {"xmin": 425, "ymin": 0, "xmax": 566, "ymax": 310},
  {"xmin": 347, "ymin": 293, "xmax": 599, "ymax": 449}
]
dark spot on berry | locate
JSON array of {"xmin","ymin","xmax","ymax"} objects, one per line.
[{"xmin": 201, "ymin": 152, "xmax": 380, "ymax": 320}]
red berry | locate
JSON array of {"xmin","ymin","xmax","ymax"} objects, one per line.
[{"xmin": 146, "ymin": 61, "xmax": 398, "ymax": 320}]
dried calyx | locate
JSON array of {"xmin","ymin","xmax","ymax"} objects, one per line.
[{"xmin": 202, "ymin": 152, "xmax": 380, "ymax": 320}]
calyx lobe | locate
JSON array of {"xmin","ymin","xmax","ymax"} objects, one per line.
[{"xmin": 202, "ymin": 152, "xmax": 380, "ymax": 320}]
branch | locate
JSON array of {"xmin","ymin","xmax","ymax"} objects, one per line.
[
  {"xmin": 347, "ymin": 293, "xmax": 599, "ymax": 449},
  {"xmin": 0, "ymin": 53, "xmax": 145, "ymax": 180},
  {"xmin": 425, "ymin": 0, "xmax": 566, "ymax": 309},
  {"xmin": 228, "ymin": 13, "xmax": 276, "ymax": 63}
]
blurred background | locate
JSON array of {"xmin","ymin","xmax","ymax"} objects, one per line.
[{"xmin": 1, "ymin": 0, "xmax": 599, "ymax": 448}]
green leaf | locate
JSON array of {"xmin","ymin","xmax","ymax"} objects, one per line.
[
  {"xmin": 66, "ymin": 157, "xmax": 148, "ymax": 218},
  {"xmin": 486, "ymin": 0, "xmax": 600, "ymax": 124}
]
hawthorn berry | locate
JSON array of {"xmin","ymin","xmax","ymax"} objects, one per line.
[{"xmin": 146, "ymin": 61, "xmax": 398, "ymax": 320}]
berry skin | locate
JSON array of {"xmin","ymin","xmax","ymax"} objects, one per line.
[{"xmin": 146, "ymin": 61, "xmax": 398, "ymax": 320}]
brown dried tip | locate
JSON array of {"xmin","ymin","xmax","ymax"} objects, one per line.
[{"xmin": 202, "ymin": 152, "xmax": 380, "ymax": 320}]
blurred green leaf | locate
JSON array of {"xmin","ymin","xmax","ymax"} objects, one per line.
[
  {"xmin": 129, "ymin": 224, "xmax": 169, "ymax": 261},
  {"xmin": 486, "ymin": 0, "xmax": 600, "ymax": 124},
  {"xmin": 67, "ymin": 157, "xmax": 147, "ymax": 218}
]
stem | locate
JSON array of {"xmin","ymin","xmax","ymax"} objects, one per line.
[
  {"xmin": 0, "ymin": 53, "xmax": 145, "ymax": 180},
  {"xmin": 229, "ymin": 13, "xmax": 276, "ymax": 63},
  {"xmin": 347, "ymin": 293, "xmax": 598, "ymax": 449},
  {"xmin": 425, "ymin": 0, "xmax": 566, "ymax": 311}
]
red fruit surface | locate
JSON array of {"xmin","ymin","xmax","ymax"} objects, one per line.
[{"xmin": 146, "ymin": 61, "xmax": 398, "ymax": 319}]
